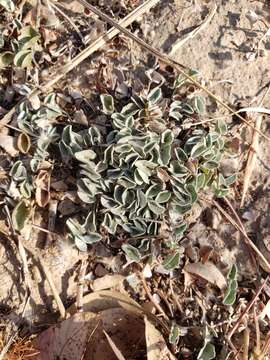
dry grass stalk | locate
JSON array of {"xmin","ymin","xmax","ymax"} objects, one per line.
[
  {"xmin": 0, "ymin": 0, "xmax": 160, "ymax": 129},
  {"xmin": 76, "ymin": 0, "xmax": 270, "ymax": 142},
  {"xmin": 76, "ymin": 258, "xmax": 88, "ymax": 312}
]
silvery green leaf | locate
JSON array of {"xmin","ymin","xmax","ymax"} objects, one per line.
[
  {"xmin": 107, "ymin": 169, "xmax": 123, "ymax": 179},
  {"xmin": 87, "ymin": 126, "xmax": 102, "ymax": 145},
  {"xmin": 148, "ymin": 200, "xmax": 165, "ymax": 215},
  {"xmin": 19, "ymin": 179, "xmax": 32, "ymax": 198},
  {"xmin": 14, "ymin": 49, "xmax": 32, "ymax": 68},
  {"xmin": 223, "ymin": 284, "xmax": 237, "ymax": 306},
  {"xmin": 121, "ymin": 102, "xmax": 139, "ymax": 116},
  {"xmin": 122, "ymin": 244, "xmax": 141, "ymax": 262},
  {"xmin": 77, "ymin": 190, "xmax": 95, "ymax": 204},
  {"xmin": 134, "ymin": 168, "xmax": 145, "ymax": 185},
  {"xmin": 117, "ymin": 176, "xmax": 136, "ymax": 189},
  {"xmin": 66, "ymin": 218, "xmax": 84, "ymax": 237},
  {"xmin": 159, "ymin": 143, "xmax": 171, "ymax": 166},
  {"xmin": 10, "ymin": 160, "xmax": 27, "ymax": 181},
  {"xmin": 161, "ymin": 129, "xmax": 174, "ymax": 144},
  {"xmin": 196, "ymin": 173, "xmax": 206, "ymax": 189},
  {"xmin": 0, "ymin": 0, "xmax": 15, "ymax": 12},
  {"xmin": 169, "ymin": 161, "xmax": 189, "ymax": 177},
  {"xmin": 137, "ymin": 189, "xmax": 147, "ymax": 208},
  {"xmin": 0, "ymin": 52, "xmax": 14, "ymax": 68},
  {"xmin": 104, "ymin": 144, "xmax": 114, "ymax": 165},
  {"xmin": 194, "ymin": 96, "xmax": 205, "ymax": 115},
  {"xmin": 169, "ymin": 323, "xmax": 180, "ymax": 345},
  {"xmin": 217, "ymin": 137, "xmax": 225, "ymax": 149},
  {"xmin": 95, "ymin": 161, "xmax": 107, "ymax": 173},
  {"xmin": 81, "ymin": 232, "xmax": 102, "ymax": 244},
  {"xmin": 175, "ymin": 148, "xmax": 188, "ymax": 161},
  {"xmin": 137, "ymin": 167, "xmax": 150, "ymax": 184},
  {"xmin": 122, "ymin": 189, "xmax": 135, "ymax": 205},
  {"xmin": 197, "ymin": 342, "xmax": 216, "ymax": 360},
  {"xmin": 225, "ymin": 174, "xmax": 237, "ymax": 186},
  {"xmin": 143, "ymin": 141, "xmax": 156, "ymax": 154},
  {"xmin": 80, "ymin": 165, "xmax": 101, "ymax": 182},
  {"xmin": 114, "ymin": 185, "xmax": 123, "ymax": 204},
  {"xmin": 12, "ymin": 201, "xmax": 30, "ymax": 231},
  {"xmin": 100, "ymin": 94, "xmax": 114, "ymax": 114},
  {"xmin": 191, "ymin": 141, "xmax": 207, "ymax": 158},
  {"xmin": 148, "ymin": 221, "xmax": 158, "ymax": 235},
  {"xmin": 74, "ymin": 237, "xmax": 87, "ymax": 252},
  {"xmin": 175, "ymin": 223, "xmax": 187, "ymax": 237},
  {"xmin": 172, "ymin": 203, "xmax": 192, "ymax": 214},
  {"xmin": 185, "ymin": 184, "xmax": 197, "ymax": 203},
  {"xmin": 78, "ymin": 178, "xmax": 101, "ymax": 197},
  {"xmin": 75, "ymin": 149, "xmax": 96, "ymax": 163},
  {"xmin": 114, "ymin": 143, "xmax": 132, "ymax": 153},
  {"xmin": 102, "ymin": 213, "xmax": 117, "ymax": 234},
  {"xmin": 101, "ymin": 196, "xmax": 117, "ymax": 209},
  {"xmin": 146, "ymin": 184, "xmax": 162, "ymax": 199},
  {"xmin": 162, "ymin": 252, "xmax": 181, "ymax": 270},
  {"xmin": 182, "ymin": 102, "xmax": 194, "ymax": 114},
  {"xmin": 132, "ymin": 94, "xmax": 145, "ymax": 108},
  {"xmin": 155, "ymin": 191, "xmax": 171, "ymax": 203},
  {"xmin": 203, "ymin": 161, "xmax": 219, "ymax": 170},
  {"xmin": 147, "ymin": 86, "xmax": 162, "ymax": 104},
  {"xmin": 169, "ymin": 111, "xmax": 183, "ymax": 121},
  {"xmin": 228, "ymin": 264, "xmax": 237, "ymax": 281},
  {"xmin": 83, "ymin": 211, "xmax": 96, "ymax": 232},
  {"xmin": 216, "ymin": 119, "xmax": 227, "ymax": 135}
]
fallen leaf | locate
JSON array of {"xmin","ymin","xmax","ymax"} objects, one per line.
[
  {"xmin": 103, "ymin": 330, "xmax": 126, "ymax": 360},
  {"xmin": 17, "ymin": 132, "xmax": 31, "ymax": 154},
  {"xmin": 144, "ymin": 317, "xmax": 175, "ymax": 360},
  {"xmin": 35, "ymin": 170, "xmax": 51, "ymax": 207},
  {"xmin": 68, "ymin": 290, "xmax": 142, "ymax": 316},
  {"xmin": 184, "ymin": 261, "xmax": 226, "ymax": 290},
  {"xmin": 12, "ymin": 200, "xmax": 30, "ymax": 232},
  {"xmin": 0, "ymin": 134, "xmax": 19, "ymax": 157},
  {"xmin": 92, "ymin": 274, "xmax": 124, "ymax": 292}
]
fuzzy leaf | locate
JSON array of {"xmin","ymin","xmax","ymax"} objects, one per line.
[
  {"xmin": 148, "ymin": 200, "xmax": 165, "ymax": 215},
  {"xmin": 216, "ymin": 119, "xmax": 227, "ymax": 135},
  {"xmin": 162, "ymin": 252, "xmax": 181, "ymax": 270},
  {"xmin": 13, "ymin": 50, "xmax": 32, "ymax": 68},
  {"xmin": 0, "ymin": 0, "xmax": 15, "ymax": 11},
  {"xmin": 147, "ymin": 87, "xmax": 162, "ymax": 104},
  {"xmin": 194, "ymin": 96, "xmax": 205, "ymax": 115},
  {"xmin": 155, "ymin": 191, "xmax": 171, "ymax": 203},
  {"xmin": 169, "ymin": 323, "xmax": 180, "ymax": 345},
  {"xmin": 100, "ymin": 94, "xmax": 114, "ymax": 114},
  {"xmin": 80, "ymin": 233, "xmax": 102, "ymax": 244},
  {"xmin": 122, "ymin": 244, "xmax": 141, "ymax": 262},
  {"xmin": 12, "ymin": 201, "xmax": 30, "ymax": 231},
  {"xmin": 198, "ymin": 342, "xmax": 216, "ymax": 360}
]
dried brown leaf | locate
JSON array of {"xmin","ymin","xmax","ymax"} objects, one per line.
[
  {"xmin": 35, "ymin": 170, "xmax": 51, "ymax": 208},
  {"xmin": 0, "ymin": 134, "xmax": 19, "ymax": 157},
  {"xmin": 92, "ymin": 274, "xmax": 124, "ymax": 292},
  {"xmin": 184, "ymin": 261, "xmax": 226, "ymax": 290}
]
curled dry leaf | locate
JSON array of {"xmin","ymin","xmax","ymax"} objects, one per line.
[
  {"xmin": 92, "ymin": 274, "xmax": 125, "ymax": 292},
  {"xmin": 35, "ymin": 170, "xmax": 51, "ymax": 207},
  {"xmin": 0, "ymin": 134, "xmax": 19, "ymax": 157},
  {"xmin": 184, "ymin": 261, "xmax": 226, "ymax": 290},
  {"xmin": 144, "ymin": 316, "xmax": 175, "ymax": 360},
  {"xmin": 34, "ymin": 290, "xmax": 173, "ymax": 360},
  {"xmin": 17, "ymin": 132, "xmax": 31, "ymax": 154}
]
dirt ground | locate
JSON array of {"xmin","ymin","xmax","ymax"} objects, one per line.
[{"xmin": 1, "ymin": 0, "xmax": 270, "ymax": 357}]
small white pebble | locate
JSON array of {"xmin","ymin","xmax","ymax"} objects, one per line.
[{"xmin": 142, "ymin": 264, "xmax": 152, "ymax": 278}]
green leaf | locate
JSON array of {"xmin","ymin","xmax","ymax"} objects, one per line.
[
  {"xmin": 19, "ymin": 179, "xmax": 32, "ymax": 198},
  {"xmin": 194, "ymin": 96, "xmax": 205, "ymax": 115},
  {"xmin": 148, "ymin": 200, "xmax": 165, "ymax": 215},
  {"xmin": 198, "ymin": 342, "xmax": 216, "ymax": 360},
  {"xmin": 216, "ymin": 119, "xmax": 227, "ymax": 135},
  {"xmin": 161, "ymin": 129, "xmax": 174, "ymax": 144},
  {"xmin": 175, "ymin": 223, "xmax": 187, "ymax": 237},
  {"xmin": 74, "ymin": 237, "xmax": 87, "ymax": 252},
  {"xmin": 169, "ymin": 323, "xmax": 180, "ymax": 345},
  {"xmin": 155, "ymin": 191, "xmax": 171, "ymax": 203},
  {"xmin": 228, "ymin": 264, "xmax": 237, "ymax": 281},
  {"xmin": 162, "ymin": 252, "xmax": 181, "ymax": 270},
  {"xmin": 75, "ymin": 149, "xmax": 96, "ymax": 163},
  {"xmin": 122, "ymin": 244, "xmax": 141, "ymax": 262},
  {"xmin": 14, "ymin": 50, "xmax": 32, "ymax": 68},
  {"xmin": 0, "ymin": 52, "xmax": 14, "ymax": 68},
  {"xmin": 80, "ymin": 232, "xmax": 102, "ymax": 244},
  {"xmin": 175, "ymin": 147, "xmax": 188, "ymax": 161},
  {"xmin": 225, "ymin": 174, "xmax": 237, "ymax": 186},
  {"xmin": 66, "ymin": 218, "xmax": 84, "ymax": 238},
  {"xmin": 223, "ymin": 283, "xmax": 237, "ymax": 305},
  {"xmin": 0, "ymin": 0, "xmax": 15, "ymax": 11},
  {"xmin": 10, "ymin": 160, "xmax": 27, "ymax": 181},
  {"xmin": 191, "ymin": 142, "xmax": 207, "ymax": 158},
  {"xmin": 196, "ymin": 173, "xmax": 206, "ymax": 189},
  {"xmin": 100, "ymin": 94, "xmax": 114, "ymax": 114},
  {"xmin": 12, "ymin": 201, "xmax": 30, "ymax": 231},
  {"xmin": 147, "ymin": 86, "xmax": 162, "ymax": 104}
]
